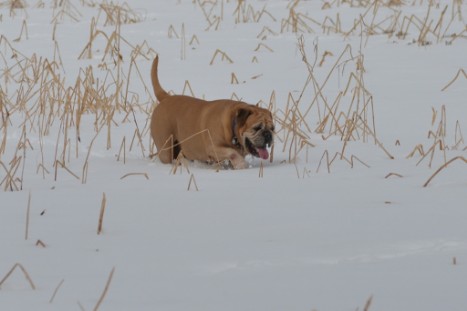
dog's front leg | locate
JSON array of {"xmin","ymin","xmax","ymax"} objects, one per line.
[{"xmin": 209, "ymin": 147, "xmax": 248, "ymax": 169}]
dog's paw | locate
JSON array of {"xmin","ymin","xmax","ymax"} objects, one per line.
[{"xmin": 231, "ymin": 158, "xmax": 248, "ymax": 170}]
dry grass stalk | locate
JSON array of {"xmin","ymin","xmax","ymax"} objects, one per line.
[
  {"xmin": 52, "ymin": 0, "xmax": 82, "ymax": 23},
  {"xmin": 117, "ymin": 137, "xmax": 126, "ymax": 163},
  {"xmin": 97, "ymin": 192, "xmax": 106, "ymax": 235},
  {"xmin": 49, "ymin": 279, "xmax": 65, "ymax": 303},
  {"xmin": 82, "ymin": 124, "xmax": 104, "ymax": 184},
  {"xmin": 0, "ymin": 0, "xmax": 153, "ymax": 188},
  {"xmin": 195, "ymin": 0, "xmax": 223, "ymax": 31},
  {"xmin": 407, "ymin": 144, "xmax": 425, "ymax": 158},
  {"xmin": 330, "ymin": 0, "xmax": 466, "ymax": 45},
  {"xmin": 251, "ymin": 74, "xmax": 263, "ymax": 80},
  {"xmin": 316, "ymin": 150, "xmax": 370, "ymax": 173},
  {"xmin": 318, "ymin": 50, "xmax": 333, "ymax": 67},
  {"xmin": 348, "ymin": 155, "xmax": 370, "ymax": 168},
  {"xmin": 172, "ymin": 151, "xmax": 191, "ymax": 175},
  {"xmin": 182, "ymin": 80, "xmax": 195, "ymax": 97},
  {"xmin": 285, "ymin": 37, "xmax": 390, "ymax": 163},
  {"xmin": 257, "ymin": 26, "xmax": 278, "ymax": 40},
  {"xmin": 9, "ymin": 0, "xmax": 26, "ymax": 9},
  {"xmin": 35, "ymin": 239, "xmax": 46, "ymax": 248},
  {"xmin": 416, "ymin": 139, "xmax": 444, "ymax": 167},
  {"xmin": 354, "ymin": 116, "xmax": 394, "ymax": 159},
  {"xmin": 317, "ymin": 150, "xmax": 335, "ymax": 173},
  {"xmin": 77, "ymin": 301, "xmax": 86, "ymax": 311},
  {"xmin": 231, "ymin": 72, "xmax": 239, "ymax": 84},
  {"xmin": 254, "ymin": 43, "xmax": 273, "ymax": 52},
  {"xmin": 189, "ymin": 35, "xmax": 200, "ymax": 47},
  {"xmin": 234, "ymin": 0, "xmax": 276, "ymax": 24},
  {"xmin": 205, "ymin": 16, "xmax": 221, "ymax": 31},
  {"xmin": 93, "ymin": 267, "xmax": 115, "ymax": 311},
  {"xmin": 187, "ymin": 174, "xmax": 199, "ymax": 191},
  {"xmin": 209, "ymin": 49, "xmax": 234, "ymax": 65},
  {"xmin": 231, "ymin": 92, "xmax": 240, "ymax": 101},
  {"xmin": 54, "ymin": 161, "xmax": 80, "ymax": 181},
  {"xmin": 98, "ymin": 1, "xmax": 142, "ymax": 26},
  {"xmin": 441, "ymin": 68, "xmax": 467, "ymax": 91},
  {"xmin": 258, "ymin": 161, "xmax": 264, "ymax": 178},
  {"xmin": 78, "ymin": 17, "xmax": 99, "ymax": 59},
  {"xmin": 385, "ymin": 172, "xmax": 403, "ymax": 178},
  {"xmin": 388, "ymin": 0, "xmax": 403, "ymax": 5},
  {"xmin": 18, "ymin": 125, "xmax": 31, "ymax": 190},
  {"xmin": 423, "ymin": 156, "xmax": 467, "ymax": 187},
  {"xmin": 0, "ymin": 263, "xmax": 36, "ymax": 290},
  {"xmin": 363, "ymin": 295, "xmax": 373, "ymax": 311},
  {"xmin": 413, "ymin": 105, "xmax": 448, "ymax": 168},
  {"xmin": 78, "ymin": 16, "xmax": 143, "ymax": 82},
  {"xmin": 13, "ymin": 19, "xmax": 29, "ymax": 42},
  {"xmin": 396, "ymin": 2, "xmax": 464, "ymax": 46},
  {"xmin": 417, "ymin": 3, "xmax": 434, "ymax": 45},
  {"xmin": 25, "ymin": 190, "xmax": 31, "ymax": 240},
  {"xmin": 181, "ymin": 23, "xmax": 186, "ymax": 60},
  {"xmin": 453, "ymin": 121, "xmax": 464, "ymax": 149},
  {"xmin": 0, "ymin": 156, "xmax": 22, "ymax": 191},
  {"xmin": 128, "ymin": 106, "xmax": 146, "ymax": 158},
  {"xmin": 120, "ymin": 172, "xmax": 149, "ymax": 180},
  {"xmin": 281, "ymin": 0, "xmax": 319, "ymax": 33},
  {"xmin": 128, "ymin": 129, "xmax": 142, "ymax": 155},
  {"xmin": 293, "ymin": 162, "xmax": 303, "ymax": 179}
]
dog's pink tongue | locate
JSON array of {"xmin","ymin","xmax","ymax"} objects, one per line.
[{"xmin": 257, "ymin": 148, "xmax": 269, "ymax": 160}]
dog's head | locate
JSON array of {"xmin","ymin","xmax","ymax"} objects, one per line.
[{"xmin": 235, "ymin": 106, "xmax": 275, "ymax": 160}]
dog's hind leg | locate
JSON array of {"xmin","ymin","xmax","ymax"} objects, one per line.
[{"xmin": 156, "ymin": 135, "xmax": 177, "ymax": 164}]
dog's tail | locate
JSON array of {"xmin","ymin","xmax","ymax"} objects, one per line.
[{"xmin": 151, "ymin": 56, "xmax": 170, "ymax": 102}]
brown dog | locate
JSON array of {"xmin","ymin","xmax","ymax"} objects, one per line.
[{"xmin": 150, "ymin": 56, "xmax": 274, "ymax": 169}]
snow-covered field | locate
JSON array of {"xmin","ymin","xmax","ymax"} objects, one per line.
[{"xmin": 1, "ymin": 0, "xmax": 467, "ymax": 310}]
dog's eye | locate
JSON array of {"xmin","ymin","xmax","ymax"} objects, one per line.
[{"xmin": 253, "ymin": 125, "xmax": 262, "ymax": 132}]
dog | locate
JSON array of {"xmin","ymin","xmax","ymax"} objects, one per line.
[{"xmin": 150, "ymin": 56, "xmax": 274, "ymax": 169}]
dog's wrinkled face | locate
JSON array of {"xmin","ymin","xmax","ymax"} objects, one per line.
[{"xmin": 236, "ymin": 107, "xmax": 275, "ymax": 160}]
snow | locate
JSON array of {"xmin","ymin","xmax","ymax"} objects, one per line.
[{"xmin": 1, "ymin": 0, "xmax": 467, "ymax": 310}]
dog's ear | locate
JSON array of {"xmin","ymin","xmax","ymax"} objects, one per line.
[{"xmin": 236, "ymin": 108, "xmax": 252, "ymax": 127}]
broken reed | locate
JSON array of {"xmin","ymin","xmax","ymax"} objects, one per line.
[
  {"xmin": 272, "ymin": 36, "xmax": 392, "ymax": 167},
  {"xmin": 187, "ymin": 174, "xmax": 199, "ymax": 191},
  {"xmin": 49, "ymin": 279, "xmax": 65, "ymax": 304},
  {"xmin": 280, "ymin": 0, "xmax": 466, "ymax": 46},
  {"xmin": 98, "ymin": 1, "xmax": 143, "ymax": 26},
  {"xmin": 316, "ymin": 150, "xmax": 370, "ymax": 174},
  {"xmin": 0, "ymin": 14, "xmax": 156, "ymax": 188},
  {"xmin": 423, "ymin": 156, "xmax": 467, "ymax": 187},
  {"xmin": 195, "ymin": 0, "xmax": 290, "ymax": 30},
  {"xmin": 193, "ymin": 0, "xmax": 467, "ymax": 44},
  {"xmin": 97, "ymin": 192, "xmax": 106, "ymax": 235},
  {"xmin": 93, "ymin": 267, "xmax": 115, "ymax": 311},
  {"xmin": 0, "ymin": 263, "xmax": 36, "ymax": 290},
  {"xmin": 405, "ymin": 105, "xmax": 466, "ymax": 169},
  {"xmin": 25, "ymin": 190, "xmax": 31, "ymax": 240}
]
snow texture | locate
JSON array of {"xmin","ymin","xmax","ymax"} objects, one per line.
[{"xmin": 1, "ymin": 1, "xmax": 467, "ymax": 310}]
